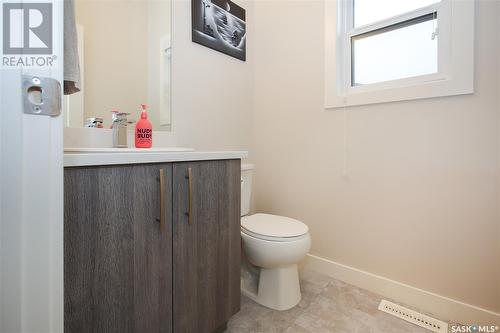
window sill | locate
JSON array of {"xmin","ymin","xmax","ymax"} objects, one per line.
[{"xmin": 325, "ymin": 76, "xmax": 474, "ymax": 109}]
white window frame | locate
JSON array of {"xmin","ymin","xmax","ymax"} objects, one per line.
[{"xmin": 324, "ymin": 0, "xmax": 474, "ymax": 108}]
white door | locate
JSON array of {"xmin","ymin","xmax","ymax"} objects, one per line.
[{"xmin": 0, "ymin": 0, "xmax": 64, "ymax": 332}]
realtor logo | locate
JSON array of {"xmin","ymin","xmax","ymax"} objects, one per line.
[{"xmin": 2, "ymin": 3, "xmax": 52, "ymax": 54}]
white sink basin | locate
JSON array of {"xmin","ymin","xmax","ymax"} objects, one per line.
[{"xmin": 65, "ymin": 147, "xmax": 194, "ymax": 153}]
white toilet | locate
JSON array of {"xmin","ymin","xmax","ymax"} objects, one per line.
[{"xmin": 240, "ymin": 163, "xmax": 311, "ymax": 311}]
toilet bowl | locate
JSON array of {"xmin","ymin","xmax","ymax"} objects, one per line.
[{"xmin": 240, "ymin": 164, "xmax": 311, "ymax": 311}]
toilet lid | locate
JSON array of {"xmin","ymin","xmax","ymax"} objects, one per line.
[{"xmin": 241, "ymin": 213, "xmax": 309, "ymax": 239}]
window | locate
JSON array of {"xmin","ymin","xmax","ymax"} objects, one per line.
[
  {"xmin": 352, "ymin": 13, "xmax": 438, "ymax": 86},
  {"xmin": 324, "ymin": 0, "xmax": 474, "ymax": 108}
]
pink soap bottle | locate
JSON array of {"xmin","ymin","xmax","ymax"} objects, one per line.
[{"xmin": 135, "ymin": 104, "xmax": 153, "ymax": 148}]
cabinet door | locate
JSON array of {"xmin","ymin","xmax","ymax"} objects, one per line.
[
  {"xmin": 172, "ymin": 160, "xmax": 241, "ymax": 333},
  {"xmin": 64, "ymin": 164, "xmax": 173, "ymax": 333}
]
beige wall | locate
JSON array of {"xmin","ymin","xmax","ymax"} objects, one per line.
[
  {"xmin": 171, "ymin": 0, "xmax": 254, "ymax": 152},
  {"xmin": 252, "ymin": 0, "xmax": 500, "ymax": 313}
]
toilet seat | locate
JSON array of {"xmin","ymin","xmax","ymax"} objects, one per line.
[
  {"xmin": 241, "ymin": 213, "xmax": 309, "ymax": 242},
  {"xmin": 241, "ymin": 228, "xmax": 310, "ymax": 242}
]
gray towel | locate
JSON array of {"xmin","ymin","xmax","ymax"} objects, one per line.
[{"xmin": 64, "ymin": 0, "xmax": 81, "ymax": 95}]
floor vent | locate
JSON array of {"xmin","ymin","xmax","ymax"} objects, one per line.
[{"xmin": 378, "ymin": 300, "xmax": 448, "ymax": 333}]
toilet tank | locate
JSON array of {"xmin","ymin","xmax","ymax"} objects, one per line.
[{"xmin": 241, "ymin": 163, "xmax": 254, "ymax": 216}]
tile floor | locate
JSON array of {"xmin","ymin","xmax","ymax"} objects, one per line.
[{"xmin": 227, "ymin": 269, "xmax": 453, "ymax": 333}]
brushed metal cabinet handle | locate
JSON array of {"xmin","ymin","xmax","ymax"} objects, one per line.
[
  {"xmin": 186, "ymin": 167, "xmax": 193, "ymax": 225},
  {"xmin": 159, "ymin": 168, "xmax": 166, "ymax": 232}
]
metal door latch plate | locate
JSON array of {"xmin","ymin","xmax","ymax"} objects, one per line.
[{"xmin": 22, "ymin": 75, "xmax": 61, "ymax": 117}]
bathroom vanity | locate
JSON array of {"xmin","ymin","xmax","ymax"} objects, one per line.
[{"xmin": 64, "ymin": 150, "xmax": 246, "ymax": 333}]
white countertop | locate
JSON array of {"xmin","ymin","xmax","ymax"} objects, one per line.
[
  {"xmin": 64, "ymin": 147, "xmax": 195, "ymax": 153},
  {"xmin": 64, "ymin": 148, "xmax": 248, "ymax": 167}
]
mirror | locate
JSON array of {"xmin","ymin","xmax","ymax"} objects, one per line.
[{"xmin": 65, "ymin": 0, "xmax": 172, "ymax": 131}]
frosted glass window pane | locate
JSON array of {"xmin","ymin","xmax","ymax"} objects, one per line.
[
  {"xmin": 352, "ymin": 17, "xmax": 437, "ymax": 86},
  {"xmin": 354, "ymin": 0, "xmax": 440, "ymax": 27}
]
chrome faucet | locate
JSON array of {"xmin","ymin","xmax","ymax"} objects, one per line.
[
  {"xmin": 111, "ymin": 112, "xmax": 131, "ymax": 148},
  {"xmin": 84, "ymin": 117, "xmax": 103, "ymax": 128}
]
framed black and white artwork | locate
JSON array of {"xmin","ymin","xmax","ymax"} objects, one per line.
[{"xmin": 191, "ymin": 0, "xmax": 246, "ymax": 61}]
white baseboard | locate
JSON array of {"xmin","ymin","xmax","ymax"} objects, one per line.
[{"xmin": 303, "ymin": 254, "xmax": 500, "ymax": 326}]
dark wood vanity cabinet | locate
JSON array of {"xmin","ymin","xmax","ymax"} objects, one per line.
[
  {"xmin": 64, "ymin": 160, "xmax": 241, "ymax": 333},
  {"xmin": 172, "ymin": 161, "xmax": 241, "ymax": 333}
]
